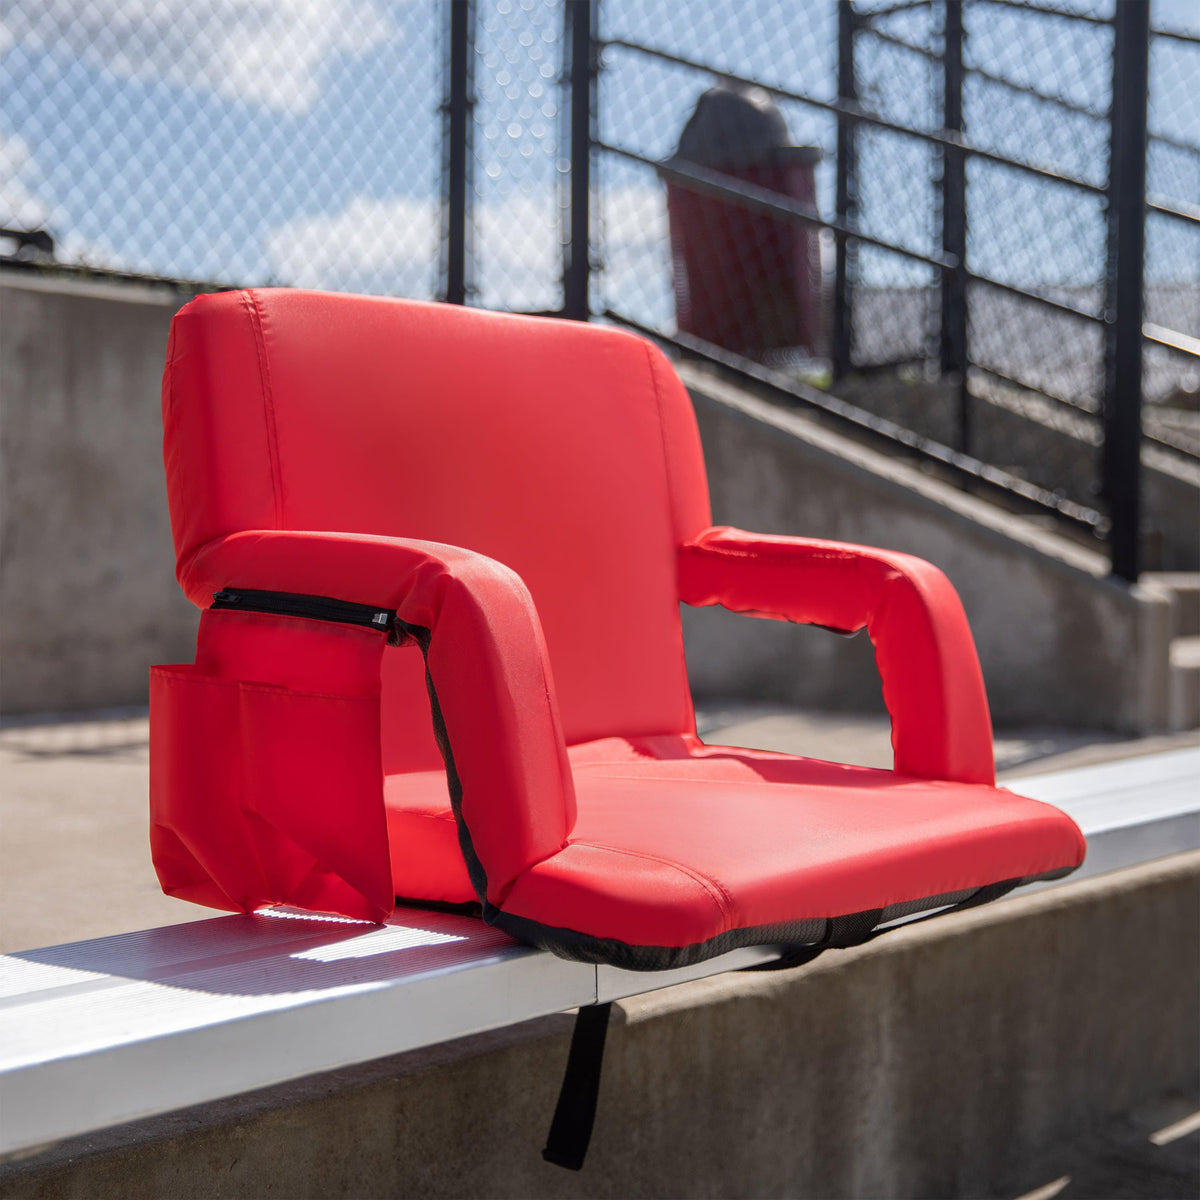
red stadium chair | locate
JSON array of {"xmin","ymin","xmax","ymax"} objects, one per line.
[{"xmin": 151, "ymin": 289, "xmax": 1085, "ymax": 972}]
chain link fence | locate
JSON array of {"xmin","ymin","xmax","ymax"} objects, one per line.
[
  {"xmin": 472, "ymin": 0, "xmax": 563, "ymax": 311},
  {"xmin": 0, "ymin": 0, "xmax": 446, "ymax": 294},
  {"xmin": 1144, "ymin": 17, "xmax": 1200, "ymax": 456},
  {"xmin": 2, "ymin": 0, "xmax": 1196, "ymax": 574},
  {"xmin": 595, "ymin": 0, "xmax": 1199, "ymax": 574},
  {"xmin": 0, "ymin": 0, "xmax": 570, "ymax": 308}
]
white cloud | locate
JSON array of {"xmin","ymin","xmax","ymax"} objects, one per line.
[
  {"xmin": 0, "ymin": 0, "xmax": 395, "ymax": 112},
  {"xmin": 0, "ymin": 130, "xmax": 130, "ymax": 266},
  {"xmin": 0, "ymin": 131, "xmax": 49, "ymax": 228},
  {"xmin": 267, "ymin": 194, "xmax": 439, "ymax": 296},
  {"xmin": 601, "ymin": 184, "xmax": 670, "ymax": 259},
  {"xmin": 266, "ymin": 185, "xmax": 669, "ymax": 310},
  {"xmin": 268, "ymin": 190, "xmax": 565, "ymax": 306}
]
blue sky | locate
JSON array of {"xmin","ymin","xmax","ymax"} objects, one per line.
[{"xmin": 1, "ymin": 0, "xmax": 1196, "ymax": 321}]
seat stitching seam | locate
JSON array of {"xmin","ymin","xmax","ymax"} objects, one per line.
[
  {"xmin": 642, "ymin": 341, "xmax": 677, "ymax": 536},
  {"xmin": 690, "ymin": 542, "xmax": 895, "ymax": 571},
  {"xmin": 570, "ymin": 838, "xmax": 734, "ymax": 925},
  {"xmin": 243, "ymin": 290, "xmax": 284, "ymax": 529}
]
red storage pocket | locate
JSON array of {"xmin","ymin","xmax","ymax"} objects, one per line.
[
  {"xmin": 149, "ymin": 666, "xmax": 269, "ymax": 913},
  {"xmin": 150, "ymin": 609, "xmax": 393, "ymax": 922}
]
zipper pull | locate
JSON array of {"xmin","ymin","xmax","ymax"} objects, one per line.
[{"xmin": 212, "ymin": 590, "xmax": 240, "ymax": 605}]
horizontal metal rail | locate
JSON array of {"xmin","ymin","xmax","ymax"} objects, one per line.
[
  {"xmin": 969, "ymin": 361, "xmax": 1100, "ymax": 419},
  {"xmin": 1147, "ymin": 195, "xmax": 1200, "ymax": 226},
  {"xmin": 600, "ymin": 38, "xmax": 1107, "ymax": 195},
  {"xmin": 1144, "ymin": 322, "xmax": 1200, "ymax": 360},
  {"xmin": 863, "ymin": 25, "xmax": 1105, "ymax": 119},
  {"xmin": 976, "ymin": 2, "xmax": 1200, "ymax": 41},
  {"xmin": 1150, "ymin": 132, "xmax": 1200, "ymax": 157},
  {"xmin": 598, "ymin": 145, "xmax": 1110, "ymax": 330},
  {"xmin": 973, "ymin": 0, "xmax": 1112, "ymax": 27},
  {"xmin": 1151, "ymin": 25, "xmax": 1200, "ymax": 45},
  {"xmin": 857, "ymin": 24, "xmax": 941, "ymax": 61},
  {"xmin": 857, "ymin": 0, "xmax": 932, "ymax": 19},
  {"xmin": 965, "ymin": 272, "xmax": 1102, "ymax": 324},
  {"xmin": 970, "ymin": 361, "xmax": 1200, "ymax": 460},
  {"xmin": 864, "ymin": 26, "xmax": 1200, "ymax": 157},
  {"xmin": 605, "ymin": 308, "xmax": 1109, "ymax": 531},
  {"xmin": 598, "ymin": 141, "xmax": 955, "ymax": 269}
]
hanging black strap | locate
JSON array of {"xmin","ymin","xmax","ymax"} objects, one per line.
[
  {"xmin": 541, "ymin": 881, "xmax": 1022, "ymax": 1167},
  {"xmin": 542, "ymin": 1001, "xmax": 613, "ymax": 1171}
]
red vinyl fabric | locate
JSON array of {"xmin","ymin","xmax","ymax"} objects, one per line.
[
  {"xmin": 152, "ymin": 288, "xmax": 1085, "ymax": 967},
  {"xmin": 151, "ymin": 609, "xmax": 392, "ymax": 920}
]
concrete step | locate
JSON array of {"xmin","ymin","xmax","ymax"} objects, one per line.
[
  {"xmin": 1145, "ymin": 572, "xmax": 1200, "ymax": 638},
  {"xmin": 682, "ymin": 365, "xmax": 1184, "ymax": 735},
  {"xmin": 1169, "ymin": 636, "xmax": 1200, "ymax": 731}
]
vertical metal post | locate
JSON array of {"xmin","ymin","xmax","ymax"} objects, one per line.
[
  {"xmin": 1103, "ymin": 0, "xmax": 1149, "ymax": 581},
  {"xmin": 832, "ymin": 0, "xmax": 858, "ymax": 382},
  {"xmin": 442, "ymin": 0, "xmax": 474, "ymax": 306},
  {"xmin": 562, "ymin": 0, "xmax": 596, "ymax": 321},
  {"xmin": 940, "ymin": 0, "xmax": 969, "ymax": 452}
]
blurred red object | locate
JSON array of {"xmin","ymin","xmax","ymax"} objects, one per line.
[{"xmin": 664, "ymin": 84, "xmax": 822, "ymax": 359}]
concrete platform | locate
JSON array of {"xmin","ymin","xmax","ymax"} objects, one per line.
[{"xmin": 2, "ymin": 852, "xmax": 1195, "ymax": 1199}]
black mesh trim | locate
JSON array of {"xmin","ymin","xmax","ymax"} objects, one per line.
[
  {"xmin": 396, "ymin": 619, "xmax": 495, "ymax": 916},
  {"xmin": 487, "ymin": 865, "xmax": 1076, "ymax": 971},
  {"xmin": 880, "ymin": 888, "xmax": 977, "ymax": 921},
  {"xmin": 490, "ymin": 908, "xmax": 830, "ymax": 970}
]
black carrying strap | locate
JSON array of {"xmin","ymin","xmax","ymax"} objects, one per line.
[
  {"xmin": 746, "ymin": 906, "xmax": 883, "ymax": 971},
  {"xmin": 889, "ymin": 879, "xmax": 1019, "ymax": 927},
  {"xmin": 542, "ymin": 1001, "xmax": 613, "ymax": 1171},
  {"xmin": 747, "ymin": 879, "xmax": 1021, "ymax": 973}
]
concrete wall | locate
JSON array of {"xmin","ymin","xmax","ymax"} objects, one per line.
[
  {"xmin": 1, "ymin": 271, "xmax": 198, "ymax": 713},
  {"xmin": 0, "ymin": 270, "xmax": 1177, "ymax": 732},
  {"xmin": 2, "ymin": 852, "xmax": 1195, "ymax": 1199},
  {"xmin": 682, "ymin": 367, "xmax": 1175, "ymax": 733}
]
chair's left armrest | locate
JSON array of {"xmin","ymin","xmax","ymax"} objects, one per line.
[
  {"xmin": 678, "ymin": 526, "xmax": 995, "ymax": 785},
  {"xmin": 182, "ymin": 528, "xmax": 576, "ymax": 903}
]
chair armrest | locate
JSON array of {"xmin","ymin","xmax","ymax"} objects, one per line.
[
  {"xmin": 184, "ymin": 529, "xmax": 575, "ymax": 902},
  {"xmin": 678, "ymin": 526, "xmax": 995, "ymax": 785}
]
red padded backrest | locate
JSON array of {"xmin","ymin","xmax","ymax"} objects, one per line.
[{"xmin": 163, "ymin": 289, "xmax": 711, "ymax": 768}]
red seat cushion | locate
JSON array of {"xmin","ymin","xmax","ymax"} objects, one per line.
[
  {"xmin": 386, "ymin": 770, "xmax": 474, "ymax": 904},
  {"xmin": 386, "ymin": 735, "xmax": 1086, "ymax": 959}
]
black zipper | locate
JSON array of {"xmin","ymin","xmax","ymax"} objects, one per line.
[{"xmin": 211, "ymin": 588, "xmax": 396, "ymax": 636}]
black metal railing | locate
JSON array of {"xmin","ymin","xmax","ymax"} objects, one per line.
[{"xmin": 589, "ymin": 0, "xmax": 1199, "ymax": 580}]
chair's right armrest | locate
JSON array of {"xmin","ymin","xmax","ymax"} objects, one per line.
[{"xmin": 678, "ymin": 526, "xmax": 995, "ymax": 785}]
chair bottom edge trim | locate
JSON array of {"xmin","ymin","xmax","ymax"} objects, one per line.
[{"xmin": 484, "ymin": 864, "xmax": 1079, "ymax": 972}]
